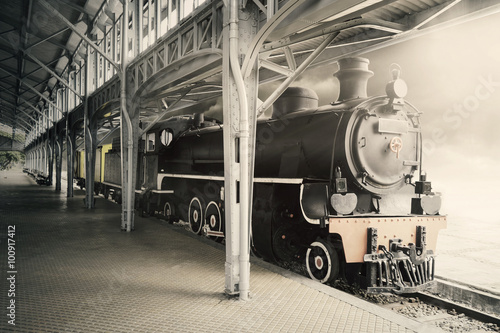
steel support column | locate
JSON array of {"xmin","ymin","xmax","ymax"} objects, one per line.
[
  {"xmin": 84, "ymin": 105, "xmax": 97, "ymax": 207},
  {"xmin": 119, "ymin": 87, "xmax": 139, "ymax": 232},
  {"xmin": 37, "ymin": 148, "xmax": 40, "ymax": 172},
  {"xmin": 40, "ymin": 146, "xmax": 43, "ymax": 173},
  {"xmin": 47, "ymin": 122, "xmax": 55, "ymax": 185},
  {"xmin": 223, "ymin": 1, "xmax": 259, "ymax": 301},
  {"xmin": 120, "ymin": 0, "xmax": 139, "ymax": 232},
  {"xmin": 47, "ymin": 105, "xmax": 56, "ymax": 185},
  {"xmin": 66, "ymin": 124, "xmax": 75, "ymax": 197},
  {"xmin": 42, "ymin": 145, "xmax": 46, "ymax": 175},
  {"xmin": 84, "ymin": 47, "xmax": 97, "ymax": 208},
  {"xmin": 55, "ymin": 130, "xmax": 63, "ymax": 191}
]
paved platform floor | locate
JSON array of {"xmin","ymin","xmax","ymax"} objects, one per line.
[{"xmin": 1, "ymin": 170, "xmax": 443, "ymax": 332}]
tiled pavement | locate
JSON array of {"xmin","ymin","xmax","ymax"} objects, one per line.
[{"xmin": 0, "ymin": 170, "xmax": 441, "ymax": 332}]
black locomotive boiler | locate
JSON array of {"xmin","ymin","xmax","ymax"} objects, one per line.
[{"xmin": 133, "ymin": 57, "xmax": 447, "ymax": 293}]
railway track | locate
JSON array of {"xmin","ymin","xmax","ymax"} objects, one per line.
[
  {"xmin": 334, "ymin": 280, "xmax": 500, "ymax": 332},
  {"xmin": 409, "ymin": 292, "xmax": 500, "ymax": 329},
  {"xmin": 377, "ymin": 291, "xmax": 500, "ymax": 332}
]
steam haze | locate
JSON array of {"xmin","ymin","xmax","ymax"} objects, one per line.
[{"xmin": 261, "ymin": 14, "xmax": 500, "ymax": 225}]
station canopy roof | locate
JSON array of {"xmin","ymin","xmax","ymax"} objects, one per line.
[{"xmin": 1, "ymin": 0, "xmax": 499, "ymax": 140}]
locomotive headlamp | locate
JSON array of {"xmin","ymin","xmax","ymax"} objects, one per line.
[
  {"xmin": 386, "ymin": 65, "xmax": 408, "ymax": 99},
  {"xmin": 386, "ymin": 79, "xmax": 408, "ymax": 98}
]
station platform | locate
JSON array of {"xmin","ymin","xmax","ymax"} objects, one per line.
[{"xmin": 1, "ymin": 169, "xmax": 443, "ymax": 332}]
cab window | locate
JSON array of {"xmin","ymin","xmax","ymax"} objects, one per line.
[{"xmin": 147, "ymin": 133, "xmax": 155, "ymax": 152}]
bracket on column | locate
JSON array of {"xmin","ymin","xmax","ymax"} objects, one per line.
[{"xmin": 139, "ymin": 89, "xmax": 192, "ymax": 136}]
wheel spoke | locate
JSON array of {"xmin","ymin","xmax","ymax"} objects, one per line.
[
  {"xmin": 306, "ymin": 239, "xmax": 339, "ymax": 284},
  {"xmin": 205, "ymin": 201, "xmax": 223, "ymax": 241},
  {"xmin": 189, "ymin": 197, "xmax": 204, "ymax": 234}
]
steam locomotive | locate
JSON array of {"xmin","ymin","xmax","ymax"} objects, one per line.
[{"xmin": 83, "ymin": 57, "xmax": 447, "ymax": 293}]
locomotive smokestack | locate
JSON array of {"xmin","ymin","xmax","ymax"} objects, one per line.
[{"xmin": 334, "ymin": 57, "xmax": 374, "ymax": 102}]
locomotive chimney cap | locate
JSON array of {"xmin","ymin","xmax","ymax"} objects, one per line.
[
  {"xmin": 336, "ymin": 57, "xmax": 372, "ymax": 71},
  {"xmin": 334, "ymin": 57, "xmax": 374, "ymax": 102}
]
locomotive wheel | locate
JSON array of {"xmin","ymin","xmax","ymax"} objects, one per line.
[
  {"xmin": 163, "ymin": 202, "xmax": 175, "ymax": 223},
  {"xmin": 144, "ymin": 193, "xmax": 155, "ymax": 217},
  {"xmin": 205, "ymin": 201, "xmax": 223, "ymax": 242},
  {"xmin": 306, "ymin": 239, "xmax": 339, "ymax": 284},
  {"xmin": 272, "ymin": 226, "xmax": 300, "ymax": 262},
  {"xmin": 115, "ymin": 190, "xmax": 122, "ymax": 204},
  {"xmin": 188, "ymin": 197, "xmax": 204, "ymax": 234}
]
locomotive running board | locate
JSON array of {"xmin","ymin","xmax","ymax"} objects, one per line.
[
  {"xmin": 152, "ymin": 189, "xmax": 174, "ymax": 194},
  {"xmin": 157, "ymin": 172, "xmax": 303, "ymax": 190}
]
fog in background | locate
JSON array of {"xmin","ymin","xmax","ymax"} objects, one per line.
[{"xmin": 260, "ymin": 13, "xmax": 500, "ymax": 227}]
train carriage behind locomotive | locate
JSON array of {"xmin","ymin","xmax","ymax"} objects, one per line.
[{"xmin": 137, "ymin": 57, "xmax": 447, "ymax": 293}]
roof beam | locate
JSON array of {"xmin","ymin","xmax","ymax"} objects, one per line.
[
  {"xmin": 24, "ymin": 52, "xmax": 82, "ymax": 97},
  {"xmin": 15, "ymin": 108, "xmax": 37, "ymax": 124},
  {"xmin": 0, "ymin": 101, "xmax": 37, "ymax": 129},
  {"xmin": 307, "ymin": 0, "xmax": 500, "ymax": 70},
  {"xmin": 22, "ymin": 57, "xmax": 60, "ymax": 79},
  {"xmin": 27, "ymin": 33, "xmax": 71, "ymax": 53},
  {"xmin": 140, "ymin": 89, "xmax": 192, "ymax": 137},
  {"xmin": 0, "ymin": 41, "xmax": 19, "ymax": 56},
  {"xmin": 97, "ymin": 127, "xmax": 119, "ymax": 146},
  {"xmin": 0, "ymin": 81, "xmax": 21, "ymax": 99},
  {"xmin": 1, "ymin": 108, "xmax": 35, "ymax": 129},
  {"xmin": 0, "ymin": 82, "xmax": 43, "ymax": 123},
  {"xmin": 0, "ymin": 87, "xmax": 15, "ymax": 97},
  {"xmin": 0, "ymin": 28, "xmax": 16, "ymax": 36},
  {"xmin": 16, "ymin": 0, "xmax": 31, "ymax": 120},
  {"xmin": 409, "ymin": 0, "xmax": 462, "ymax": 30},
  {"xmin": 262, "ymin": 17, "xmax": 406, "ymax": 52},
  {"xmin": 0, "ymin": 112, "xmax": 30, "ymax": 132},
  {"xmin": 0, "ymin": 66, "xmax": 63, "ymax": 114},
  {"xmin": 0, "ymin": 55, "xmax": 17, "ymax": 63},
  {"xmin": 26, "ymin": 77, "xmax": 51, "ymax": 91},
  {"xmin": 0, "ymin": 27, "xmax": 71, "ymax": 55},
  {"xmin": 0, "ymin": 95, "xmax": 35, "ymax": 117},
  {"xmin": 56, "ymin": 0, "xmax": 94, "ymax": 17},
  {"xmin": 38, "ymin": 0, "xmax": 120, "ymax": 72},
  {"xmin": 25, "ymin": 27, "xmax": 70, "ymax": 51},
  {"xmin": 17, "ymin": 98, "xmax": 48, "ymax": 121},
  {"xmin": 16, "ymin": 77, "xmax": 51, "ymax": 99}
]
